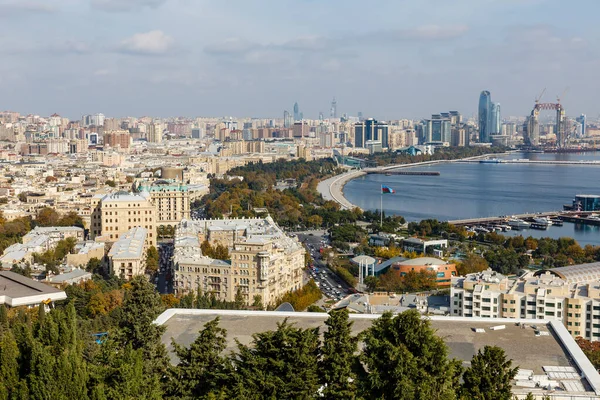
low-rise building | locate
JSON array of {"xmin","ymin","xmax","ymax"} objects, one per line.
[
  {"xmin": 46, "ymin": 268, "xmax": 93, "ymax": 288},
  {"xmin": 173, "ymin": 217, "xmax": 305, "ymax": 306},
  {"xmin": 401, "ymin": 237, "xmax": 448, "ymax": 255},
  {"xmin": 137, "ymin": 180, "xmax": 190, "ymax": 227},
  {"xmin": 108, "ymin": 227, "xmax": 148, "ymax": 281},
  {"xmin": 391, "ymin": 257, "xmax": 457, "ymax": 287},
  {"xmin": 0, "ymin": 270, "xmax": 67, "ymax": 308},
  {"xmin": 451, "ymin": 263, "xmax": 600, "ymax": 342},
  {"xmin": 66, "ymin": 241, "xmax": 105, "ymax": 267}
]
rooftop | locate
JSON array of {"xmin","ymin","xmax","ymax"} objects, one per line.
[
  {"xmin": 156, "ymin": 309, "xmax": 600, "ymax": 397},
  {"xmin": 108, "ymin": 227, "xmax": 147, "ymax": 259},
  {"xmin": 540, "ymin": 262, "xmax": 600, "ymax": 284},
  {"xmin": 0, "ymin": 270, "xmax": 67, "ymax": 307},
  {"xmin": 398, "ymin": 257, "xmax": 449, "ymax": 266}
]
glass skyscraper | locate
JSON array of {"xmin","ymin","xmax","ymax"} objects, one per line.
[
  {"xmin": 490, "ymin": 102, "xmax": 501, "ymax": 134},
  {"xmin": 478, "ymin": 91, "xmax": 492, "ymax": 143}
]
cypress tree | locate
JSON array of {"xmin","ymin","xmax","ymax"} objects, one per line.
[
  {"xmin": 360, "ymin": 310, "xmax": 463, "ymax": 399},
  {"xmin": 166, "ymin": 317, "xmax": 229, "ymax": 399},
  {"xmin": 320, "ymin": 309, "xmax": 358, "ymax": 399},
  {"xmin": 229, "ymin": 319, "xmax": 320, "ymax": 399},
  {"xmin": 0, "ymin": 330, "xmax": 20, "ymax": 400},
  {"xmin": 461, "ymin": 346, "xmax": 518, "ymax": 400}
]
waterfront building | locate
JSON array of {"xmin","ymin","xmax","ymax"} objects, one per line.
[
  {"xmin": 451, "ymin": 263, "xmax": 600, "ymax": 342},
  {"xmin": 401, "ymin": 237, "xmax": 448, "ymax": 254},
  {"xmin": 354, "ymin": 118, "xmax": 388, "ymax": 150},
  {"xmin": 423, "ymin": 114, "xmax": 451, "ymax": 144},
  {"xmin": 577, "ymin": 114, "xmax": 587, "ymax": 137},
  {"xmin": 478, "ymin": 91, "xmax": 492, "ymax": 143},
  {"xmin": 137, "ymin": 180, "xmax": 191, "ymax": 227},
  {"xmin": 90, "ymin": 191, "xmax": 157, "ymax": 247},
  {"xmin": 491, "ymin": 103, "xmax": 501, "ymax": 134},
  {"xmin": 566, "ymin": 194, "xmax": 600, "ymax": 212},
  {"xmin": 108, "ymin": 227, "xmax": 148, "ymax": 280},
  {"xmin": 172, "ymin": 217, "xmax": 305, "ymax": 306}
]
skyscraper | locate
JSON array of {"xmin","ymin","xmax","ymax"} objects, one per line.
[
  {"xmin": 283, "ymin": 110, "xmax": 291, "ymax": 128},
  {"xmin": 478, "ymin": 91, "xmax": 492, "ymax": 143},
  {"xmin": 577, "ymin": 114, "xmax": 587, "ymax": 137},
  {"xmin": 354, "ymin": 118, "xmax": 388, "ymax": 149},
  {"xmin": 293, "ymin": 102, "xmax": 300, "ymax": 121},
  {"xmin": 330, "ymin": 97, "xmax": 337, "ymax": 118},
  {"xmin": 490, "ymin": 103, "xmax": 501, "ymax": 135}
]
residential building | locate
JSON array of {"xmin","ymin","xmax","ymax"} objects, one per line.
[
  {"xmin": 172, "ymin": 216, "xmax": 305, "ymax": 306},
  {"xmin": 90, "ymin": 191, "xmax": 157, "ymax": 246},
  {"xmin": 108, "ymin": 227, "xmax": 148, "ymax": 280},
  {"xmin": 137, "ymin": 180, "xmax": 190, "ymax": 227},
  {"xmin": 103, "ymin": 130, "xmax": 130, "ymax": 150},
  {"xmin": 451, "ymin": 263, "xmax": 600, "ymax": 342}
]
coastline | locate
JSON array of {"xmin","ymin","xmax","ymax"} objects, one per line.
[{"xmin": 317, "ymin": 153, "xmax": 501, "ymax": 210}]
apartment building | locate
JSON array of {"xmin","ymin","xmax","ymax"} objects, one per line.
[
  {"xmin": 172, "ymin": 217, "xmax": 305, "ymax": 306},
  {"xmin": 108, "ymin": 227, "xmax": 147, "ymax": 280},
  {"xmin": 90, "ymin": 191, "xmax": 157, "ymax": 247},
  {"xmin": 137, "ymin": 180, "xmax": 190, "ymax": 227},
  {"xmin": 451, "ymin": 263, "xmax": 600, "ymax": 341}
]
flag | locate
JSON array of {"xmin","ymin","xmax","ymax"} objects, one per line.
[{"xmin": 381, "ymin": 185, "xmax": 396, "ymax": 194}]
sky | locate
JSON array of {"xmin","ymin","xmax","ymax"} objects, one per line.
[{"xmin": 1, "ymin": 0, "xmax": 599, "ymax": 120}]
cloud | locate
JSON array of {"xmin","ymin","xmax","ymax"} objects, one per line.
[
  {"xmin": 91, "ymin": 0, "xmax": 167, "ymax": 12},
  {"xmin": 0, "ymin": 1, "xmax": 57, "ymax": 15},
  {"xmin": 117, "ymin": 30, "xmax": 174, "ymax": 55}
]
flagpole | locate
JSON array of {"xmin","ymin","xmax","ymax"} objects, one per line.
[{"xmin": 380, "ymin": 185, "xmax": 383, "ymax": 228}]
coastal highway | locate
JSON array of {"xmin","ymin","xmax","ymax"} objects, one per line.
[{"xmin": 318, "ymin": 153, "xmax": 496, "ymax": 210}]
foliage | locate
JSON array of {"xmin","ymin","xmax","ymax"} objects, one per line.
[
  {"xmin": 364, "ymin": 276, "xmax": 379, "ymax": 292},
  {"xmin": 32, "ymin": 237, "xmax": 78, "ymax": 273},
  {"xmin": 105, "ymin": 180, "xmax": 116, "ymax": 187},
  {"xmin": 461, "ymin": 345, "xmax": 518, "ymax": 400},
  {"xmin": 359, "ymin": 310, "xmax": 463, "ymax": 399},
  {"xmin": 146, "ymin": 246, "xmax": 159, "ymax": 274},
  {"xmin": 357, "ymin": 146, "xmax": 508, "ymax": 167},
  {"xmin": 456, "ymin": 254, "xmax": 489, "ymax": 276},
  {"xmin": 35, "ymin": 207, "xmax": 84, "ymax": 228},
  {"xmin": 229, "ymin": 319, "xmax": 321, "ymax": 399},
  {"xmin": 576, "ymin": 336, "xmax": 600, "ymax": 370},
  {"xmin": 320, "ymin": 309, "xmax": 358, "ymax": 399},
  {"xmin": 278, "ymin": 280, "xmax": 322, "ymax": 311},
  {"xmin": 200, "ymin": 240, "xmax": 230, "ymax": 260},
  {"xmin": 378, "ymin": 269, "xmax": 438, "ymax": 293}
]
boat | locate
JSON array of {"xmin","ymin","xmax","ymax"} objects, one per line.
[
  {"xmin": 533, "ymin": 217, "xmax": 552, "ymax": 226},
  {"xmin": 549, "ymin": 218, "xmax": 563, "ymax": 226},
  {"xmin": 499, "ymin": 225, "xmax": 512, "ymax": 232},
  {"xmin": 479, "ymin": 158, "xmax": 502, "ymax": 164},
  {"xmin": 530, "ymin": 222, "xmax": 548, "ymax": 230},
  {"xmin": 508, "ymin": 218, "xmax": 530, "ymax": 228},
  {"xmin": 475, "ymin": 226, "xmax": 490, "ymax": 234}
]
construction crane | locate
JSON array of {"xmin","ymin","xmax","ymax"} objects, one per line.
[
  {"xmin": 557, "ymin": 87, "xmax": 570, "ymax": 104},
  {"xmin": 535, "ymin": 88, "xmax": 546, "ymax": 104}
]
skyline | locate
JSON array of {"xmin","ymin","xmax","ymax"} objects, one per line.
[{"xmin": 1, "ymin": 0, "xmax": 599, "ymax": 119}]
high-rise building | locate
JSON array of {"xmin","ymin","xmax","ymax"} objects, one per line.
[
  {"xmin": 577, "ymin": 114, "xmax": 587, "ymax": 137},
  {"xmin": 147, "ymin": 123, "xmax": 163, "ymax": 143},
  {"xmin": 191, "ymin": 128, "xmax": 203, "ymax": 139},
  {"xmin": 354, "ymin": 118, "xmax": 388, "ymax": 149},
  {"xmin": 330, "ymin": 97, "xmax": 337, "ymax": 118},
  {"xmin": 423, "ymin": 114, "xmax": 451, "ymax": 144},
  {"xmin": 103, "ymin": 130, "xmax": 130, "ymax": 149},
  {"xmin": 490, "ymin": 103, "xmax": 501, "ymax": 134},
  {"xmin": 478, "ymin": 91, "xmax": 492, "ymax": 143},
  {"xmin": 293, "ymin": 102, "xmax": 300, "ymax": 121}
]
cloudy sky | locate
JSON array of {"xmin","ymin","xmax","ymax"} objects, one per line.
[{"xmin": 0, "ymin": 0, "xmax": 598, "ymax": 120}]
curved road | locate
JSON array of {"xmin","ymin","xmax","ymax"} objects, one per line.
[{"xmin": 318, "ymin": 154, "xmax": 501, "ymax": 210}]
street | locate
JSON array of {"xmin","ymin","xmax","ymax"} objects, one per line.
[
  {"xmin": 296, "ymin": 230, "xmax": 355, "ymax": 304},
  {"xmin": 156, "ymin": 241, "xmax": 174, "ymax": 294}
]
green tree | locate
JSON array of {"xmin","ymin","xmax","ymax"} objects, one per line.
[
  {"xmin": 364, "ymin": 276, "xmax": 379, "ymax": 292},
  {"xmin": 146, "ymin": 246, "xmax": 160, "ymax": 274},
  {"xmin": 167, "ymin": 318, "xmax": 229, "ymax": 399},
  {"xmin": 116, "ymin": 276, "xmax": 168, "ymax": 379},
  {"xmin": 252, "ymin": 295, "xmax": 264, "ymax": 310},
  {"xmin": 359, "ymin": 310, "xmax": 463, "ymax": 399},
  {"xmin": 86, "ymin": 257, "xmax": 104, "ymax": 274},
  {"xmin": 229, "ymin": 320, "xmax": 321, "ymax": 399},
  {"xmin": 461, "ymin": 345, "xmax": 518, "ymax": 400},
  {"xmin": 456, "ymin": 254, "xmax": 489, "ymax": 276},
  {"xmin": 105, "ymin": 180, "xmax": 116, "ymax": 188},
  {"xmin": 36, "ymin": 207, "xmax": 60, "ymax": 226},
  {"xmin": 0, "ymin": 330, "xmax": 21, "ymax": 399},
  {"xmin": 17, "ymin": 192, "xmax": 27, "ymax": 202},
  {"xmin": 320, "ymin": 309, "xmax": 358, "ymax": 399}
]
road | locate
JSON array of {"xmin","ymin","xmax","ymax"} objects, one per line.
[
  {"xmin": 156, "ymin": 241, "xmax": 174, "ymax": 294},
  {"xmin": 296, "ymin": 230, "xmax": 355, "ymax": 306}
]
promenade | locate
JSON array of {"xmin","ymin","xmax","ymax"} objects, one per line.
[{"xmin": 318, "ymin": 154, "xmax": 494, "ymax": 210}]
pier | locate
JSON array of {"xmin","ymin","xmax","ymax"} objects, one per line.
[
  {"xmin": 457, "ymin": 159, "xmax": 600, "ymax": 166},
  {"xmin": 449, "ymin": 211, "xmax": 596, "ymax": 227}
]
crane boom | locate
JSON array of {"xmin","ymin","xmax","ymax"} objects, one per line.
[{"xmin": 535, "ymin": 88, "xmax": 546, "ymax": 103}]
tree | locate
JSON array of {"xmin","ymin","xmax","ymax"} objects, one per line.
[
  {"xmin": 146, "ymin": 246, "xmax": 159, "ymax": 274},
  {"xmin": 457, "ymin": 254, "xmax": 489, "ymax": 276},
  {"xmin": 17, "ymin": 192, "xmax": 27, "ymax": 202},
  {"xmin": 86, "ymin": 257, "xmax": 104, "ymax": 274},
  {"xmin": 36, "ymin": 207, "xmax": 60, "ymax": 226},
  {"xmin": 364, "ymin": 276, "xmax": 379, "ymax": 292},
  {"xmin": 105, "ymin": 180, "xmax": 116, "ymax": 188},
  {"xmin": 378, "ymin": 270, "xmax": 404, "ymax": 292},
  {"xmin": 229, "ymin": 319, "xmax": 321, "ymax": 399},
  {"xmin": 320, "ymin": 309, "xmax": 358, "ymax": 399},
  {"xmin": 461, "ymin": 345, "xmax": 518, "ymax": 400},
  {"xmin": 576, "ymin": 337, "xmax": 600, "ymax": 370},
  {"xmin": 252, "ymin": 295, "xmax": 264, "ymax": 310},
  {"xmin": 359, "ymin": 310, "xmax": 463, "ymax": 399},
  {"xmin": 116, "ymin": 276, "xmax": 168, "ymax": 378},
  {"xmin": 167, "ymin": 318, "xmax": 229, "ymax": 399}
]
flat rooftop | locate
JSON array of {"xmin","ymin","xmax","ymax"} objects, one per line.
[
  {"xmin": 0, "ymin": 270, "xmax": 67, "ymax": 306},
  {"xmin": 157, "ymin": 309, "xmax": 600, "ymax": 398}
]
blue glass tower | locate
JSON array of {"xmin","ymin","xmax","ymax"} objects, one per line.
[{"xmin": 478, "ymin": 91, "xmax": 492, "ymax": 143}]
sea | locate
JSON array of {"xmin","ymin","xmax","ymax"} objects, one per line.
[{"xmin": 343, "ymin": 151, "xmax": 600, "ymax": 246}]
